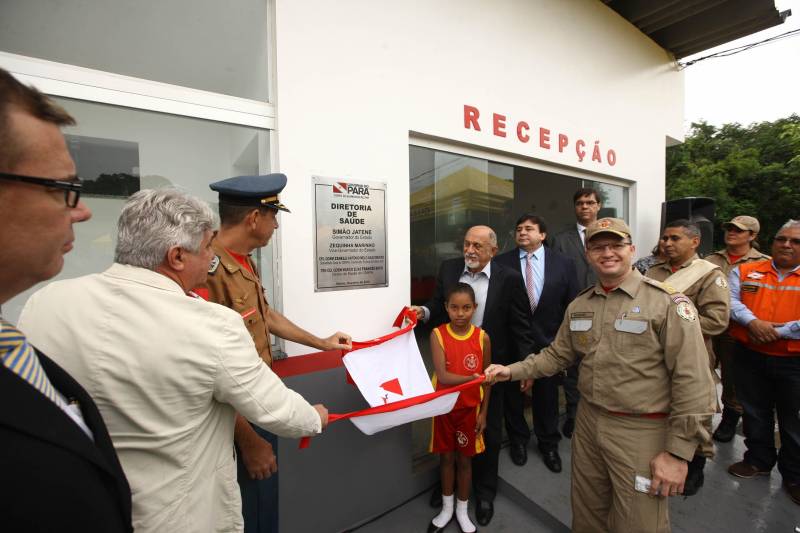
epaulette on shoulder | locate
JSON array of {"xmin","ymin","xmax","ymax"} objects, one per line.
[
  {"xmin": 577, "ymin": 285, "xmax": 595, "ymax": 296},
  {"xmin": 642, "ymin": 276, "xmax": 676, "ymax": 294}
]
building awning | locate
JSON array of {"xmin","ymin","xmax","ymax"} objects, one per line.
[{"xmin": 602, "ymin": 0, "xmax": 791, "ymax": 59}]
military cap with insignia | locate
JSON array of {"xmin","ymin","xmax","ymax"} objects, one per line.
[
  {"xmin": 209, "ymin": 173, "xmax": 290, "ymax": 212},
  {"xmin": 585, "ymin": 217, "xmax": 632, "ymax": 241}
]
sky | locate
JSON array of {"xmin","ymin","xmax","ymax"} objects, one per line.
[{"xmin": 682, "ymin": 0, "xmax": 800, "ymax": 129}]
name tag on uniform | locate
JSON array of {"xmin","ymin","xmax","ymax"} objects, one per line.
[
  {"xmin": 741, "ymin": 282, "xmax": 759, "ymax": 293},
  {"xmin": 569, "ymin": 312, "xmax": 593, "ymax": 331},
  {"xmin": 614, "ymin": 318, "xmax": 648, "ymax": 334},
  {"xmin": 241, "ymin": 307, "xmax": 257, "ymax": 320}
]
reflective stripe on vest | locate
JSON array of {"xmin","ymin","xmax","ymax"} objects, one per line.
[{"xmin": 729, "ymin": 260, "xmax": 800, "ymax": 356}]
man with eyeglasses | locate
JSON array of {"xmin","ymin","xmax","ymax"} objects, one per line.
[
  {"xmin": 549, "ymin": 188, "xmax": 602, "ymax": 439},
  {"xmin": 0, "ymin": 68, "xmax": 132, "ymax": 532},
  {"xmin": 706, "ymin": 216, "xmax": 770, "ymax": 443},
  {"xmin": 484, "ymin": 217, "xmax": 716, "ymax": 532},
  {"xmin": 645, "ymin": 219, "xmax": 731, "ymax": 496},
  {"xmin": 726, "ymin": 220, "xmax": 800, "ymax": 506}
]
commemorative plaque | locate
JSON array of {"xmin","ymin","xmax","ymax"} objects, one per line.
[{"xmin": 313, "ymin": 176, "xmax": 387, "ymax": 291}]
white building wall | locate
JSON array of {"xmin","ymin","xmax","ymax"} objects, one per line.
[{"xmin": 274, "ymin": 0, "xmax": 684, "ymax": 352}]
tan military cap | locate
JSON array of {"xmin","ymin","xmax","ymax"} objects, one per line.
[
  {"xmin": 722, "ymin": 215, "xmax": 759, "ymax": 233},
  {"xmin": 585, "ymin": 217, "xmax": 632, "ymax": 241}
]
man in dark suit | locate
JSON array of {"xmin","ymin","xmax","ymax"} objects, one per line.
[
  {"xmin": 495, "ymin": 214, "xmax": 579, "ymax": 473},
  {"xmin": 412, "ymin": 225, "xmax": 536, "ymax": 527},
  {"xmin": 548, "ymin": 187, "xmax": 601, "ymax": 438},
  {"xmin": 0, "ymin": 68, "xmax": 132, "ymax": 532}
]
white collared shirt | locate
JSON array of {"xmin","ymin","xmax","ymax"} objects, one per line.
[
  {"xmin": 577, "ymin": 223, "xmax": 587, "ymax": 247},
  {"xmin": 459, "ymin": 261, "xmax": 491, "ymax": 327}
]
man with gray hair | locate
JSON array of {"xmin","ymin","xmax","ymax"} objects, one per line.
[
  {"xmin": 410, "ymin": 225, "xmax": 536, "ymax": 527},
  {"xmin": 18, "ymin": 188, "xmax": 328, "ymax": 533},
  {"xmin": 726, "ymin": 219, "xmax": 800, "ymax": 506}
]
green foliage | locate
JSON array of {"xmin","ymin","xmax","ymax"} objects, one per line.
[{"xmin": 666, "ymin": 115, "xmax": 800, "ymax": 250}]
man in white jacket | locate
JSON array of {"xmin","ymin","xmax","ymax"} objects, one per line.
[{"xmin": 18, "ymin": 188, "xmax": 328, "ymax": 533}]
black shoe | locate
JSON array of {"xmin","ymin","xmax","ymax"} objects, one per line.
[
  {"xmin": 427, "ymin": 517, "xmax": 452, "ymax": 533},
  {"xmin": 475, "ymin": 499, "xmax": 494, "ymax": 526},
  {"xmin": 682, "ymin": 455, "xmax": 706, "ymax": 496},
  {"xmin": 562, "ymin": 417, "xmax": 575, "ymax": 439},
  {"xmin": 429, "ymin": 489, "xmax": 442, "ymax": 508},
  {"xmin": 541, "ymin": 449, "xmax": 562, "ymax": 473},
  {"xmin": 510, "ymin": 442, "xmax": 528, "ymax": 466},
  {"xmin": 713, "ymin": 409, "xmax": 741, "ymax": 443}
]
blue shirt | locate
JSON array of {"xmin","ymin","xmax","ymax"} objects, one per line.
[
  {"xmin": 519, "ymin": 245, "xmax": 545, "ymax": 304},
  {"xmin": 729, "ymin": 262, "xmax": 800, "ymax": 339}
]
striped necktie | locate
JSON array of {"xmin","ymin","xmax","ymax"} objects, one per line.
[
  {"xmin": 525, "ymin": 252, "xmax": 537, "ymax": 313},
  {"xmin": 0, "ymin": 320, "xmax": 66, "ymax": 407}
]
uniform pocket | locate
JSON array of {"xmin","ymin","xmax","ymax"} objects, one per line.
[{"xmin": 613, "ymin": 318, "xmax": 650, "ymax": 354}]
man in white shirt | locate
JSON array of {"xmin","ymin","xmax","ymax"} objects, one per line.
[{"xmin": 19, "ymin": 188, "xmax": 328, "ymax": 533}]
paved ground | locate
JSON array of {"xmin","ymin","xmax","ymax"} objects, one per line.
[{"xmin": 353, "ymin": 413, "xmax": 800, "ymax": 532}]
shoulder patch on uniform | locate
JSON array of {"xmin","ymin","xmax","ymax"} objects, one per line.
[
  {"xmin": 642, "ymin": 276, "xmax": 675, "ymax": 294},
  {"xmin": 670, "ymin": 293, "xmax": 692, "ymax": 306},
  {"xmin": 676, "ymin": 301, "xmax": 696, "ymax": 322},
  {"xmin": 208, "ymin": 255, "xmax": 220, "ymax": 274},
  {"xmin": 715, "ymin": 276, "xmax": 728, "ymax": 289}
]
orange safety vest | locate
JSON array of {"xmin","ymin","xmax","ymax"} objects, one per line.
[{"xmin": 729, "ymin": 260, "xmax": 800, "ymax": 356}]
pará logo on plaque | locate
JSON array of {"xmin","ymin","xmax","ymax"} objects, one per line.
[{"xmin": 333, "ymin": 182, "xmax": 370, "ymax": 197}]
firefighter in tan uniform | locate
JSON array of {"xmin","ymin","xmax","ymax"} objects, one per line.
[
  {"xmin": 705, "ymin": 216, "xmax": 770, "ymax": 443},
  {"xmin": 485, "ymin": 218, "xmax": 716, "ymax": 533},
  {"xmin": 196, "ymin": 173, "xmax": 353, "ymax": 533},
  {"xmin": 645, "ymin": 218, "xmax": 730, "ymax": 495}
]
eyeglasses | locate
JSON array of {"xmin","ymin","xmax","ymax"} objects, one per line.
[
  {"xmin": 774, "ymin": 236, "xmax": 800, "ymax": 246},
  {"xmin": 0, "ymin": 172, "xmax": 82, "ymax": 208},
  {"xmin": 587, "ymin": 241, "xmax": 632, "ymax": 254}
]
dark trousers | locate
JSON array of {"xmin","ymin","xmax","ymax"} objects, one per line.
[
  {"xmin": 237, "ymin": 426, "xmax": 279, "ymax": 533},
  {"xmin": 531, "ymin": 374, "xmax": 562, "ymax": 451},
  {"xmin": 713, "ymin": 333, "xmax": 743, "ymax": 414},
  {"xmin": 503, "ymin": 376, "xmax": 531, "ymax": 447},
  {"xmin": 472, "ymin": 381, "xmax": 512, "ymax": 502},
  {"xmin": 563, "ymin": 363, "xmax": 580, "ymax": 419},
  {"xmin": 733, "ymin": 343, "xmax": 800, "ymax": 484}
]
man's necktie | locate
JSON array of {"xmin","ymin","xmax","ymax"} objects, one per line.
[
  {"xmin": 0, "ymin": 320, "xmax": 65, "ymax": 407},
  {"xmin": 525, "ymin": 253, "xmax": 537, "ymax": 313}
]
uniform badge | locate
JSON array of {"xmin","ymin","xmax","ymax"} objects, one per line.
[
  {"xmin": 746, "ymin": 272, "xmax": 765, "ymax": 280},
  {"xmin": 630, "ymin": 306, "xmax": 641, "ymax": 314},
  {"xmin": 715, "ymin": 276, "xmax": 728, "ymax": 289},
  {"xmin": 676, "ymin": 301, "xmax": 696, "ymax": 322},
  {"xmin": 208, "ymin": 255, "xmax": 220, "ymax": 274},
  {"xmin": 576, "ymin": 333, "xmax": 590, "ymax": 346},
  {"xmin": 456, "ymin": 431, "xmax": 468, "ymax": 448},
  {"xmin": 463, "ymin": 353, "xmax": 479, "ymax": 372}
]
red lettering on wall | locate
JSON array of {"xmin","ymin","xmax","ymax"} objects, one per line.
[
  {"xmin": 539, "ymin": 127, "xmax": 551, "ymax": 150},
  {"xmin": 517, "ymin": 121, "xmax": 530, "ymax": 143},
  {"xmin": 558, "ymin": 134, "xmax": 569, "ymax": 152},
  {"xmin": 493, "ymin": 113, "xmax": 507, "ymax": 138},
  {"xmin": 464, "ymin": 105, "xmax": 481, "ymax": 131},
  {"xmin": 460, "ymin": 104, "xmax": 618, "ymax": 167}
]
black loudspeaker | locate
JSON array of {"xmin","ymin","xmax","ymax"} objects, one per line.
[{"xmin": 660, "ymin": 197, "xmax": 715, "ymax": 258}]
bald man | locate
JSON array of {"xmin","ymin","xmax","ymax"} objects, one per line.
[{"xmin": 412, "ymin": 225, "xmax": 536, "ymax": 526}]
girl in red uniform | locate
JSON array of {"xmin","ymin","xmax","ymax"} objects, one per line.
[{"xmin": 427, "ymin": 283, "xmax": 491, "ymax": 533}]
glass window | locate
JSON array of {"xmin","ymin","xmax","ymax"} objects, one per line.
[
  {"xmin": 409, "ymin": 145, "xmax": 629, "ymax": 462},
  {"xmin": 0, "ymin": 0, "xmax": 270, "ymax": 101},
  {"xmin": 3, "ymin": 98, "xmax": 273, "ymax": 324}
]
